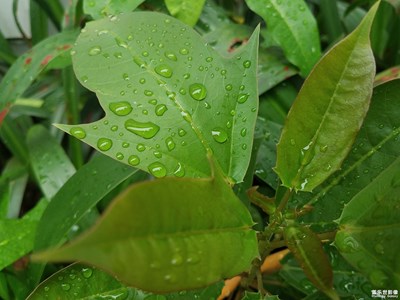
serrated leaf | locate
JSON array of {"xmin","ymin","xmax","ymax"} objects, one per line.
[
  {"xmin": 275, "ymin": 2, "xmax": 379, "ymax": 192},
  {"xmin": 245, "ymin": 0, "xmax": 320, "ymax": 77},
  {"xmin": 83, "ymin": 0, "xmax": 144, "ymax": 20},
  {"xmin": 297, "ymin": 79, "xmax": 400, "ymax": 224},
  {"xmin": 32, "ymin": 161, "xmax": 258, "ymax": 292},
  {"xmin": 284, "ymin": 225, "xmax": 338, "ymax": 300},
  {"xmin": 59, "ymin": 12, "xmax": 259, "ymax": 183},
  {"xmin": 335, "ymin": 157, "xmax": 400, "ymax": 289},
  {"xmin": 0, "ymin": 30, "xmax": 77, "ymax": 114},
  {"xmin": 165, "ymin": 0, "xmax": 206, "ymax": 26}
]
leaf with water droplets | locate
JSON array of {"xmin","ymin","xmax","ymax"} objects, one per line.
[
  {"xmin": 245, "ymin": 0, "xmax": 321, "ymax": 77},
  {"xmin": 32, "ymin": 161, "xmax": 258, "ymax": 292},
  {"xmin": 275, "ymin": 3, "xmax": 379, "ymax": 192},
  {"xmin": 165, "ymin": 0, "xmax": 206, "ymax": 27},
  {"xmin": 57, "ymin": 12, "xmax": 259, "ymax": 183},
  {"xmin": 83, "ymin": 0, "xmax": 144, "ymax": 20},
  {"xmin": 335, "ymin": 156, "xmax": 400, "ymax": 289}
]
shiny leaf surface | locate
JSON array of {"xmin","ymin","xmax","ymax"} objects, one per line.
[
  {"xmin": 165, "ymin": 0, "xmax": 206, "ymax": 26},
  {"xmin": 83, "ymin": 0, "xmax": 144, "ymax": 20}
]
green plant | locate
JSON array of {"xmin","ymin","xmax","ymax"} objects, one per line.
[{"xmin": 0, "ymin": 0, "xmax": 399, "ymax": 299}]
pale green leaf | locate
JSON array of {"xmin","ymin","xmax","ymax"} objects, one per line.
[
  {"xmin": 59, "ymin": 12, "xmax": 259, "ymax": 183},
  {"xmin": 275, "ymin": 2, "xmax": 379, "ymax": 192},
  {"xmin": 32, "ymin": 161, "xmax": 258, "ymax": 292},
  {"xmin": 245, "ymin": 0, "xmax": 320, "ymax": 77},
  {"xmin": 165, "ymin": 0, "xmax": 206, "ymax": 26},
  {"xmin": 83, "ymin": 0, "xmax": 144, "ymax": 20},
  {"xmin": 335, "ymin": 157, "xmax": 400, "ymax": 289}
]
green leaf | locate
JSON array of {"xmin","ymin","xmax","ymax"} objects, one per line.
[
  {"xmin": 0, "ymin": 30, "xmax": 78, "ymax": 113},
  {"xmin": 242, "ymin": 291, "xmax": 280, "ymax": 299},
  {"xmin": 284, "ymin": 224, "xmax": 338, "ymax": 300},
  {"xmin": 83, "ymin": 0, "xmax": 144, "ymax": 20},
  {"xmin": 34, "ymin": 154, "xmax": 138, "ymax": 251},
  {"xmin": 0, "ymin": 200, "xmax": 47, "ymax": 271},
  {"xmin": 297, "ymin": 79, "xmax": 400, "ymax": 224},
  {"xmin": 245, "ymin": 0, "xmax": 321, "ymax": 77},
  {"xmin": 165, "ymin": 0, "xmax": 206, "ymax": 27},
  {"xmin": 275, "ymin": 2, "xmax": 379, "ymax": 192},
  {"xmin": 59, "ymin": 12, "xmax": 259, "ymax": 183},
  {"xmin": 26, "ymin": 263, "xmax": 132, "ymax": 299},
  {"xmin": 27, "ymin": 125, "xmax": 76, "ymax": 199},
  {"xmin": 32, "ymin": 160, "xmax": 258, "ymax": 292},
  {"xmin": 335, "ymin": 157, "xmax": 400, "ymax": 289}
]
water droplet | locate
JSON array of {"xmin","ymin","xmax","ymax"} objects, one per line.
[
  {"xmin": 144, "ymin": 90, "xmax": 154, "ymax": 96},
  {"xmin": 237, "ymin": 93, "xmax": 249, "ymax": 103},
  {"xmin": 70, "ymin": 127, "xmax": 86, "ymax": 139},
  {"xmin": 116, "ymin": 152, "xmax": 124, "ymax": 160},
  {"xmin": 369, "ymin": 270, "xmax": 388, "ymax": 287},
  {"xmin": 211, "ymin": 127, "xmax": 228, "ymax": 143},
  {"xmin": 378, "ymin": 124, "xmax": 385, "ymax": 129},
  {"xmin": 142, "ymin": 51, "xmax": 149, "ymax": 57},
  {"xmin": 88, "ymin": 46, "xmax": 102, "ymax": 56},
  {"xmin": 81, "ymin": 267, "xmax": 93, "ymax": 278},
  {"xmin": 109, "ymin": 101, "xmax": 132, "ymax": 116},
  {"xmin": 242, "ymin": 144, "xmax": 247, "ymax": 150},
  {"xmin": 290, "ymin": 139, "xmax": 296, "ymax": 145},
  {"xmin": 189, "ymin": 83, "xmax": 207, "ymax": 101},
  {"xmin": 139, "ymin": 78, "xmax": 146, "ymax": 84},
  {"xmin": 171, "ymin": 254, "xmax": 183, "ymax": 265},
  {"xmin": 114, "ymin": 52, "xmax": 122, "ymax": 59},
  {"xmin": 137, "ymin": 144, "xmax": 146, "ymax": 152},
  {"xmin": 320, "ymin": 145, "xmax": 328, "ymax": 152},
  {"xmin": 97, "ymin": 138, "xmax": 113, "ymax": 151},
  {"xmin": 122, "ymin": 73, "xmax": 130, "ymax": 81},
  {"xmin": 165, "ymin": 137, "xmax": 175, "ymax": 151},
  {"xmin": 125, "ymin": 119, "xmax": 160, "ymax": 139},
  {"xmin": 154, "ymin": 64, "xmax": 173, "ymax": 78},
  {"xmin": 148, "ymin": 162, "xmax": 167, "ymax": 178},
  {"xmin": 178, "ymin": 128, "xmax": 187, "ymax": 137},
  {"xmin": 225, "ymin": 84, "xmax": 233, "ymax": 91},
  {"xmin": 122, "ymin": 142, "xmax": 130, "ymax": 148},
  {"xmin": 243, "ymin": 60, "xmax": 251, "ymax": 68},
  {"xmin": 335, "ymin": 232, "xmax": 360, "ymax": 253},
  {"xmin": 206, "ymin": 57, "xmax": 213, "ymax": 62},
  {"xmin": 374, "ymin": 243, "xmax": 385, "ymax": 255},
  {"xmin": 226, "ymin": 121, "xmax": 232, "ymax": 128},
  {"xmin": 148, "ymin": 99, "xmax": 157, "ymax": 105},
  {"xmin": 61, "ymin": 283, "xmax": 71, "ymax": 291},
  {"xmin": 115, "ymin": 37, "xmax": 128, "ymax": 48},
  {"xmin": 133, "ymin": 56, "xmax": 145, "ymax": 68},
  {"xmin": 164, "ymin": 51, "xmax": 177, "ymax": 61},
  {"xmin": 44, "ymin": 286, "xmax": 50, "ymax": 292},
  {"xmin": 155, "ymin": 104, "xmax": 168, "ymax": 116},
  {"xmin": 240, "ymin": 128, "xmax": 247, "ymax": 137},
  {"xmin": 183, "ymin": 73, "xmax": 190, "ymax": 79},
  {"xmin": 179, "ymin": 48, "xmax": 189, "ymax": 55},
  {"xmin": 173, "ymin": 163, "xmax": 185, "ymax": 177},
  {"xmin": 128, "ymin": 155, "xmax": 140, "ymax": 166},
  {"xmin": 81, "ymin": 75, "xmax": 88, "ymax": 83},
  {"xmin": 164, "ymin": 273, "xmax": 176, "ymax": 283},
  {"xmin": 179, "ymin": 87, "xmax": 186, "ymax": 95}
]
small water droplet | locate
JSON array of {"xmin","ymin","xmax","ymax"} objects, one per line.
[
  {"xmin": 374, "ymin": 243, "xmax": 385, "ymax": 255},
  {"xmin": 242, "ymin": 144, "xmax": 247, "ymax": 150},
  {"xmin": 165, "ymin": 137, "xmax": 175, "ymax": 151},
  {"xmin": 137, "ymin": 144, "xmax": 146, "ymax": 152},
  {"xmin": 237, "ymin": 93, "xmax": 249, "ymax": 103},
  {"xmin": 81, "ymin": 267, "xmax": 93, "ymax": 278},
  {"xmin": 154, "ymin": 64, "xmax": 173, "ymax": 78},
  {"xmin": 183, "ymin": 73, "xmax": 190, "ymax": 79},
  {"xmin": 139, "ymin": 78, "xmax": 146, "ymax": 84},
  {"xmin": 178, "ymin": 128, "xmax": 187, "ymax": 137},
  {"xmin": 243, "ymin": 60, "xmax": 251, "ymax": 68},
  {"xmin": 142, "ymin": 51, "xmax": 149, "ymax": 57},
  {"xmin": 211, "ymin": 127, "xmax": 228, "ymax": 143},
  {"xmin": 225, "ymin": 84, "xmax": 233, "ymax": 91},
  {"xmin": 171, "ymin": 253, "xmax": 183, "ymax": 265},
  {"xmin": 206, "ymin": 57, "xmax": 213, "ymax": 62},
  {"xmin": 240, "ymin": 128, "xmax": 247, "ymax": 137},
  {"xmin": 128, "ymin": 155, "xmax": 140, "ymax": 166},
  {"xmin": 122, "ymin": 73, "xmax": 130, "ymax": 81},
  {"xmin": 116, "ymin": 152, "xmax": 124, "ymax": 160},
  {"xmin": 125, "ymin": 119, "xmax": 160, "ymax": 139},
  {"xmin": 44, "ymin": 286, "xmax": 50, "ymax": 292},
  {"xmin": 155, "ymin": 104, "xmax": 168, "ymax": 116},
  {"xmin": 164, "ymin": 51, "xmax": 177, "ymax": 61},
  {"xmin": 70, "ymin": 127, "xmax": 86, "ymax": 139},
  {"xmin": 189, "ymin": 83, "xmax": 207, "ymax": 101},
  {"xmin": 81, "ymin": 75, "xmax": 88, "ymax": 83},
  {"xmin": 88, "ymin": 46, "xmax": 102, "ymax": 56},
  {"xmin": 115, "ymin": 37, "xmax": 128, "ymax": 48},
  {"xmin": 61, "ymin": 283, "xmax": 71, "ymax": 291},
  {"xmin": 97, "ymin": 138, "xmax": 113, "ymax": 151},
  {"xmin": 144, "ymin": 90, "xmax": 154, "ymax": 96},
  {"xmin": 179, "ymin": 48, "xmax": 189, "ymax": 55},
  {"xmin": 148, "ymin": 162, "xmax": 167, "ymax": 178},
  {"xmin": 369, "ymin": 270, "xmax": 388, "ymax": 287},
  {"xmin": 109, "ymin": 101, "xmax": 132, "ymax": 116},
  {"xmin": 173, "ymin": 163, "xmax": 185, "ymax": 177},
  {"xmin": 148, "ymin": 99, "xmax": 157, "ymax": 105}
]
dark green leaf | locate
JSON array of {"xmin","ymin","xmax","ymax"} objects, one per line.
[
  {"xmin": 32, "ymin": 160, "xmax": 258, "ymax": 292},
  {"xmin": 245, "ymin": 0, "xmax": 321, "ymax": 77},
  {"xmin": 59, "ymin": 12, "xmax": 259, "ymax": 182},
  {"xmin": 242, "ymin": 291, "xmax": 280, "ymax": 299},
  {"xmin": 275, "ymin": 3, "xmax": 379, "ymax": 191},
  {"xmin": 335, "ymin": 157, "xmax": 400, "ymax": 289}
]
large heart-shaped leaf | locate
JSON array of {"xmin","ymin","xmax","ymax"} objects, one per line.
[
  {"xmin": 335, "ymin": 157, "xmax": 400, "ymax": 289},
  {"xmin": 275, "ymin": 2, "xmax": 379, "ymax": 192},
  {"xmin": 32, "ymin": 161, "xmax": 258, "ymax": 292},
  {"xmin": 57, "ymin": 12, "xmax": 259, "ymax": 183}
]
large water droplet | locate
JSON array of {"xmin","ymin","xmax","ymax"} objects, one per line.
[
  {"xmin": 173, "ymin": 163, "xmax": 185, "ymax": 177},
  {"xmin": 88, "ymin": 46, "xmax": 102, "ymax": 56},
  {"xmin": 237, "ymin": 93, "xmax": 249, "ymax": 104},
  {"xmin": 125, "ymin": 119, "xmax": 160, "ymax": 139},
  {"xmin": 148, "ymin": 162, "xmax": 167, "ymax": 178},
  {"xmin": 211, "ymin": 127, "xmax": 228, "ymax": 143},
  {"xmin": 155, "ymin": 104, "xmax": 168, "ymax": 116},
  {"xmin": 109, "ymin": 101, "xmax": 132, "ymax": 116},
  {"xmin": 70, "ymin": 127, "xmax": 86, "ymax": 139},
  {"xmin": 97, "ymin": 138, "xmax": 113, "ymax": 151},
  {"xmin": 165, "ymin": 137, "xmax": 175, "ymax": 151},
  {"xmin": 154, "ymin": 64, "xmax": 173, "ymax": 78},
  {"xmin": 189, "ymin": 83, "xmax": 207, "ymax": 101}
]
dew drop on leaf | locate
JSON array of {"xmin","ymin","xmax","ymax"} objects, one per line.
[
  {"xmin": 369, "ymin": 270, "xmax": 389, "ymax": 287},
  {"xmin": 178, "ymin": 128, "xmax": 187, "ymax": 137},
  {"xmin": 61, "ymin": 283, "xmax": 71, "ymax": 291},
  {"xmin": 144, "ymin": 90, "xmax": 154, "ymax": 96},
  {"xmin": 179, "ymin": 48, "xmax": 189, "ymax": 55},
  {"xmin": 80, "ymin": 75, "xmax": 88, "ymax": 83},
  {"xmin": 189, "ymin": 83, "xmax": 207, "ymax": 101},
  {"xmin": 88, "ymin": 46, "xmax": 102, "ymax": 56},
  {"xmin": 70, "ymin": 127, "xmax": 86, "ymax": 139},
  {"xmin": 116, "ymin": 152, "xmax": 124, "ymax": 160},
  {"xmin": 115, "ymin": 37, "xmax": 128, "ymax": 48},
  {"xmin": 109, "ymin": 101, "xmax": 132, "ymax": 116},
  {"xmin": 225, "ymin": 84, "xmax": 233, "ymax": 91},
  {"xmin": 81, "ymin": 267, "xmax": 93, "ymax": 278},
  {"xmin": 155, "ymin": 104, "xmax": 168, "ymax": 116},
  {"xmin": 243, "ymin": 60, "xmax": 251, "ymax": 68},
  {"xmin": 153, "ymin": 151, "xmax": 162, "ymax": 158},
  {"xmin": 240, "ymin": 128, "xmax": 247, "ymax": 137},
  {"xmin": 128, "ymin": 155, "xmax": 140, "ymax": 166},
  {"xmin": 97, "ymin": 138, "xmax": 113, "ymax": 151},
  {"xmin": 154, "ymin": 64, "xmax": 173, "ymax": 78},
  {"xmin": 164, "ymin": 51, "xmax": 177, "ymax": 61},
  {"xmin": 320, "ymin": 145, "xmax": 328, "ymax": 153},
  {"xmin": 125, "ymin": 119, "xmax": 160, "ymax": 139},
  {"xmin": 173, "ymin": 163, "xmax": 185, "ymax": 177},
  {"xmin": 148, "ymin": 162, "xmax": 167, "ymax": 178},
  {"xmin": 122, "ymin": 73, "xmax": 130, "ymax": 81},
  {"xmin": 237, "ymin": 93, "xmax": 249, "ymax": 104},
  {"xmin": 211, "ymin": 127, "xmax": 228, "ymax": 143},
  {"xmin": 165, "ymin": 137, "xmax": 175, "ymax": 151},
  {"xmin": 136, "ymin": 143, "xmax": 146, "ymax": 152}
]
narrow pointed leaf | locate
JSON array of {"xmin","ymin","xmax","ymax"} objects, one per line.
[
  {"xmin": 59, "ymin": 12, "xmax": 259, "ymax": 183},
  {"xmin": 32, "ymin": 162, "xmax": 258, "ymax": 292},
  {"xmin": 165, "ymin": 0, "xmax": 206, "ymax": 26},
  {"xmin": 275, "ymin": 2, "xmax": 379, "ymax": 192},
  {"xmin": 245, "ymin": 0, "xmax": 321, "ymax": 77},
  {"xmin": 284, "ymin": 225, "xmax": 338, "ymax": 300},
  {"xmin": 335, "ymin": 157, "xmax": 400, "ymax": 289}
]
